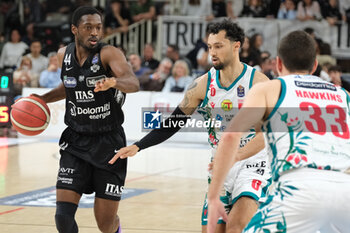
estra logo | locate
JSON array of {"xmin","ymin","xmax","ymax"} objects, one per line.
[{"xmin": 221, "ymin": 99, "xmax": 233, "ymax": 111}]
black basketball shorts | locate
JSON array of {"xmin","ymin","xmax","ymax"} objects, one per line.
[
  {"xmin": 56, "ymin": 127, "xmax": 127, "ymax": 201},
  {"xmin": 57, "ymin": 151, "xmax": 126, "ymax": 201}
]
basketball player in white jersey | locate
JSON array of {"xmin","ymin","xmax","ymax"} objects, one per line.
[
  {"xmin": 110, "ymin": 19, "xmax": 271, "ymax": 233},
  {"xmin": 207, "ymin": 30, "xmax": 350, "ymax": 233}
]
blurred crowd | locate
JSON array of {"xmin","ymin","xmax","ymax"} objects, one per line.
[{"xmin": 0, "ymin": 0, "xmax": 349, "ymax": 98}]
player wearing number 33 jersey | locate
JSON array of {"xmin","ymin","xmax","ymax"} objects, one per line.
[{"xmin": 207, "ymin": 31, "xmax": 350, "ymax": 233}]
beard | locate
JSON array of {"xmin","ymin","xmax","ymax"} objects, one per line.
[
  {"xmin": 77, "ymin": 35, "xmax": 99, "ymax": 52},
  {"xmin": 213, "ymin": 62, "xmax": 224, "ymax": 70}
]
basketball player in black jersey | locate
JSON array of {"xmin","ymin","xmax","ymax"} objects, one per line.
[{"xmin": 32, "ymin": 6, "xmax": 139, "ymax": 233}]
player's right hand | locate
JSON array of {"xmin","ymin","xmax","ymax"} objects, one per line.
[{"xmin": 108, "ymin": 145, "xmax": 139, "ymax": 164}]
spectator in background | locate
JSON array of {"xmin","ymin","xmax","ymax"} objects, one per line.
[
  {"xmin": 21, "ymin": 40, "xmax": 48, "ymax": 75},
  {"xmin": 339, "ymin": 0, "xmax": 350, "ymax": 21},
  {"xmin": 128, "ymin": 53, "xmax": 151, "ymax": 78},
  {"xmin": 259, "ymin": 56, "xmax": 274, "ymax": 80},
  {"xmin": 226, "ymin": 0, "xmax": 244, "ymax": 18},
  {"xmin": 44, "ymin": 0, "xmax": 73, "ymax": 21},
  {"xmin": 239, "ymin": 36, "xmax": 255, "ymax": 66},
  {"xmin": 277, "ymin": 0, "xmax": 297, "ymax": 19},
  {"xmin": 139, "ymin": 57, "xmax": 173, "ymax": 91},
  {"xmin": 0, "ymin": 29, "xmax": 28, "ymax": 71},
  {"xmin": 297, "ymin": 0, "xmax": 322, "ymax": 21},
  {"xmin": 166, "ymin": 44, "xmax": 193, "ymax": 75},
  {"xmin": 240, "ymin": 0, "xmax": 267, "ymax": 17},
  {"xmin": 39, "ymin": 52, "xmax": 61, "ymax": 88},
  {"xmin": 249, "ymin": 33, "xmax": 263, "ymax": 66},
  {"xmin": 129, "ymin": 0, "xmax": 156, "ymax": 22},
  {"xmin": 22, "ymin": 23, "xmax": 35, "ymax": 46},
  {"xmin": 141, "ymin": 43, "xmax": 159, "ymax": 70},
  {"xmin": 0, "ymin": 33, "xmax": 5, "ymax": 54},
  {"xmin": 328, "ymin": 65, "xmax": 350, "ymax": 91},
  {"xmin": 104, "ymin": 0, "xmax": 131, "ymax": 35},
  {"xmin": 182, "ymin": 0, "xmax": 214, "ymax": 20},
  {"xmin": 212, "ymin": 0, "xmax": 227, "ymax": 18},
  {"xmin": 13, "ymin": 56, "xmax": 39, "ymax": 97},
  {"xmin": 321, "ymin": 0, "xmax": 342, "ymax": 25},
  {"xmin": 162, "ymin": 60, "xmax": 193, "ymax": 92},
  {"xmin": 186, "ymin": 24, "xmax": 210, "ymax": 73}
]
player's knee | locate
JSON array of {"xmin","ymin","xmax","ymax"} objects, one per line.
[
  {"xmin": 96, "ymin": 215, "xmax": 120, "ymax": 233},
  {"xmin": 55, "ymin": 201, "xmax": 78, "ymax": 233},
  {"xmin": 96, "ymin": 221, "xmax": 114, "ymax": 233}
]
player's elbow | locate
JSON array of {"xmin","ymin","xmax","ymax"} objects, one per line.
[{"xmin": 221, "ymin": 132, "xmax": 241, "ymax": 144}]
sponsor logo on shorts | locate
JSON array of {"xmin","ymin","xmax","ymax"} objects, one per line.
[
  {"xmin": 105, "ymin": 184, "xmax": 124, "ymax": 197},
  {"xmin": 57, "ymin": 176, "xmax": 73, "ymax": 185},
  {"xmin": 59, "ymin": 167, "xmax": 75, "ymax": 175}
]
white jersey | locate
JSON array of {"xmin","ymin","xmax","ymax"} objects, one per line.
[
  {"xmin": 197, "ymin": 64, "xmax": 270, "ymax": 207},
  {"xmin": 262, "ymin": 75, "xmax": 350, "ymax": 181},
  {"xmin": 198, "ymin": 63, "xmax": 256, "ymax": 149}
]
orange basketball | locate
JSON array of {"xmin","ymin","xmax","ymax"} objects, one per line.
[{"xmin": 10, "ymin": 96, "xmax": 50, "ymax": 136}]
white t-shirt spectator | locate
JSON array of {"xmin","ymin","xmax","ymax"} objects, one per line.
[
  {"xmin": 24, "ymin": 54, "xmax": 49, "ymax": 75},
  {"xmin": 0, "ymin": 42, "xmax": 28, "ymax": 69}
]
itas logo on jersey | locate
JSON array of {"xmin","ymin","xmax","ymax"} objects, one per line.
[
  {"xmin": 237, "ymin": 85, "xmax": 245, "ymax": 97},
  {"xmin": 143, "ymin": 110, "xmax": 162, "ymax": 129},
  {"xmin": 75, "ymin": 90, "xmax": 94, "ymax": 103},
  {"xmin": 63, "ymin": 76, "xmax": 77, "ymax": 88},
  {"xmin": 86, "ymin": 75, "xmax": 106, "ymax": 87},
  {"xmin": 221, "ymin": 99, "xmax": 233, "ymax": 111}
]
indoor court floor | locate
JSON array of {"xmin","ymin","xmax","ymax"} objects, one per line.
[{"xmin": 0, "ymin": 136, "xmax": 211, "ymax": 233}]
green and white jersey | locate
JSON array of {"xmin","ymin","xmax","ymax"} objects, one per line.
[
  {"xmin": 262, "ymin": 75, "xmax": 350, "ymax": 181},
  {"xmin": 197, "ymin": 63, "xmax": 256, "ymax": 151}
]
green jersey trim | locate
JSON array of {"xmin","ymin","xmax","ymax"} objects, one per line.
[
  {"xmin": 199, "ymin": 71, "xmax": 212, "ymax": 108},
  {"xmin": 249, "ymin": 67, "xmax": 256, "ymax": 88},
  {"xmin": 267, "ymin": 78, "xmax": 286, "ymax": 120},
  {"xmin": 231, "ymin": 191, "xmax": 259, "ymax": 205},
  {"xmin": 341, "ymin": 87, "xmax": 350, "ymax": 101},
  {"xmin": 216, "ymin": 63, "xmax": 247, "ymax": 91}
]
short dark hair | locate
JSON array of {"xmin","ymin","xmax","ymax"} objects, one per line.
[
  {"xmin": 72, "ymin": 6, "xmax": 102, "ymax": 26},
  {"xmin": 207, "ymin": 19, "xmax": 245, "ymax": 46},
  {"xmin": 328, "ymin": 65, "xmax": 342, "ymax": 73},
  {"xmin": 278, "ymin": 31, "xmax": 316, "ymax": 72}
]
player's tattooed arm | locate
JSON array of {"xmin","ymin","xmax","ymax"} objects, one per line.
[
  {"xmin": 98, "ymin": 45, "xmax": 139, "ymax": 93},
  {"xmin": 179, "ymin": 74, "xmax": 208, "ymax": 115}
]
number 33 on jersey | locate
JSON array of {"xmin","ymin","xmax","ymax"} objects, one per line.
[{"xmin": 262, "ymin": 75, "xmax": 350, "ymax": 181}]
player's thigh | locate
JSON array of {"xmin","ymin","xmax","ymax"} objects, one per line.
[
  {"xmin": 56, "ymin": 189, "xmax": 82, "ymax": 204},
  {"xmin": 226, "ymin": 196, "xmax": 258, "ymax": 233},
  {"xmin": 93, "ymin": 167, "xmax": 124, "ymax": 222},
  {"xmin": 56, "ymin": 151, "xmax": 89, "ymax": 204}
]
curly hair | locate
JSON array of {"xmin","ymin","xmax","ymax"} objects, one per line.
[{"xmin": 207, "ymin": 19, "xmax": 245, "ymax": 46}]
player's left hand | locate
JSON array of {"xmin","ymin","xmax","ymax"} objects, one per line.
[
  {"xmin": 108, "ymin": 144, "xmax": 139, "ymax": 164},
  {"xmin": 207, "ymin": 197, "xmax": 228, "ymax": 233},
  {"xmin": 94, "ymin": 77, "xmax": 117, "ymax": 92}
]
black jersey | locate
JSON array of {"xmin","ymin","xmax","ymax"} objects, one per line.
[{"xmin": 61, "ymin": 42, "xmax": 126, "ymax": 134}]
